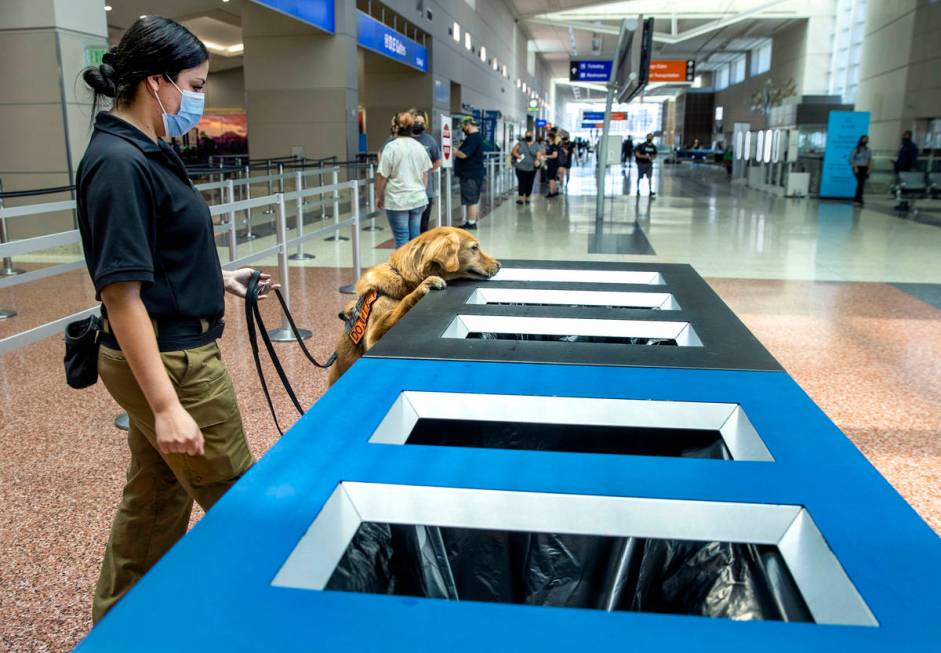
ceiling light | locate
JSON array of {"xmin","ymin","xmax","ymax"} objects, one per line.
[
  {"xmin": 492, "ymin": 58, "xmax": 499, "ymax": 71},
  {"xmin": 452, "ymin": 22, "xmax": 460, "ymax": 42},
  {"xmin": 465, "ymin": 32, "xmax": 472, "ymax": 50},
  {"xmin": 522, "ymin": 82, "xmax": 527, "ymax": 93},
  {"xmin": 140, "ymin": 15, "xmax": 147, "ymax": 19},
  {"xmin": 480, "ymin": 46, "xmax": 486, "ymax": 62},
  {"xmin": 502, "ymin": 65, "xmax": 508, "ymax": 77},
  {"xmin": 104, "ymin": 4, "xmax": 112, "ymax": 10}
]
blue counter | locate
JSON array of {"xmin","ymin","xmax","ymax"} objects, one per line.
[{"xmin": 77, "ymin": 359, "xmax": 941, "ymax": 651}]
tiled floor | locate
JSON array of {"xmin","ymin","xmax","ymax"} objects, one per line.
[{"xmin": 1, "ymin": 161, "xmax": 939, "ymax": 651}]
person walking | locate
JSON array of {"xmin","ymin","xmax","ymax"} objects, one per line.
[
  {"xmin": 544, "ymin": 130, "xmax": 561, "ymax": 198},
  {"xmin": 894, "ymin": 130, "xmax": 919, "ymax": 174},
  {"xmin": 557, "ymin": 136, "xmax": 573, "ymax": 193},
  {"xmin": 850, "ymin": 134, "xmax": 872, "ymax": 206},
  {"xmin": 77, "ymin": 16, "xmax": 276, "ymax": 622},
  {"xmin": 453, "ymin": 116, "xmax": 485, "ymax": 230},
  {"xmin": 376, "ymin": 111, "xmax": 432, "ymax": 247},
  {"xmin": 511, "ymin": 129, "xmax": 540, "ymax": 204},
  {"xmin": 621, "ymin": 135, "xmax": 634, "ymax": 170},
  {"xmin": 634, "ymin": 133, "xmax": 658, "ymax": 197}
]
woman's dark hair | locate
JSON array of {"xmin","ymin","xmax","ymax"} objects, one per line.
[
  {"xmin": 82, "ymin": 16, "xmax": 208, "ymax": 116},
  {"xmin": 392, "ymin": 111, "xmax": 415, "ymax": 136},
  {"xmin": 855, "ymin": 134, "xmax": 869, "ymax": 152}
]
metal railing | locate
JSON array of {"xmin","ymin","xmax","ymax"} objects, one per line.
[
  {"xmin": 0, "ymin": 150, "xmax": 518, "ymax": 354},
  {"xmin": 0, "ymin": 176, "xmax": 372, "ymax": 357}
]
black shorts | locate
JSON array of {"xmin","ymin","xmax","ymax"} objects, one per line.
[
  {"xmin": 460, "ymin": 176, "xmax": 483, "ymax": 205},
  {"xmin": 637, "ymin": 162, "xmax": 653, "ymax": 178}
]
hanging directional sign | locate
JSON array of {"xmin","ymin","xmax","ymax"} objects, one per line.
[
  {"xmin": 569, "ymin": 60, "xmax": 613, "ymax": 82},
  {"xmin": 648, "ymin": 60, "xmax": 696, "ymax": 82}
]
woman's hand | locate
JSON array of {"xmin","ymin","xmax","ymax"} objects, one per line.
[
  {"xmin": 223, "ymin": 268, "xmax": 279, "ymax": 300},
  {"xmin": 155, "ymin": 403, "xmax": 204, "ymax": 456}
]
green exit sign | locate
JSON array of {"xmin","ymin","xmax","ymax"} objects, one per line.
[{"xmin": 84, "ymin": 46, "xmax": 108, "ymax": 67}]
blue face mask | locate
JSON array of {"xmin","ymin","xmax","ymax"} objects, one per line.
[{"xmin": 153, "ymin": 75, "xmax": 204, "ymax": 138}]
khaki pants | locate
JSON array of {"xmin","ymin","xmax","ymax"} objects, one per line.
[{"xmin": 92, "ymin": 341, "xmax": 254, "ymax": 623}]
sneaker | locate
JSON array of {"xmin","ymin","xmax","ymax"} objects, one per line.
[
  {"xmin": 649, "ymin": 191, "xmax": 656, "ymax": 198},
  {"xmin": 516, "ymin": 199, "xmax": 524, "ymax": 205},
  {"xmin": 458, "ymin": 222, "xmax": 477, "ymax": 230}
]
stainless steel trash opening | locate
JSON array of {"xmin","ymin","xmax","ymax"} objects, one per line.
[{"xmin": 273, "ymin": 483, "xmax": 876, "ymax": 627}]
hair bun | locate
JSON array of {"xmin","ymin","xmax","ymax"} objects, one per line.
[
  {"xmin": 82, "ymin": 63, "xmax": 117, "ymax": 98},
  {"xmin": 101, "ymin": 46, "xmax": 117, "ymax": 67}
]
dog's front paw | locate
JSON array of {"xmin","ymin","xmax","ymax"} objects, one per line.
[{"xmin": 424, "ymin": 276, "xmax": 447, "ymax": 290}]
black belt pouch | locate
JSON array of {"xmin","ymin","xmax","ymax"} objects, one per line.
[{"xmin": 64, "ymin": 315, "xmax": 101, "ymax": 389}]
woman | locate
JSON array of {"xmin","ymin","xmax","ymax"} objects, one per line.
[
  {"xmin": 544, "ymin": 131, "xmax": 561, "ymax": 198},
  {"xmin": 77, "ymin": 16, "xmax": 276, "ymax": 622},
  {"xmin": 557, "ymin": 136, "xmax": 573, "ymax": 193},
  {"xmin": 511, "ymin": 130, "xmax": 540, "ymax": 204},
  {"xmin": 850, "ymin": 134, "xmax": 872, "ymax": 206},
  {"xmin": 376, "ymin": 112, "xmax": 432, "ymax": 247}
]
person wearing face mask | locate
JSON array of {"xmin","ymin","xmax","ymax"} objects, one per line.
[
  {"xmin": 511, "ymin": 130, "xmax": 540, "ymax": 204},
  {"xmin": 77, "ymin": 16, "xmax": 275, "ymax": 622},
  {"xmin": 850, "ymin": 134, "xmax": 872, "ymax": 206},
  {"xmin": 634, "ymin": 133, "xmax": 658, "ymax": 197},
  {"xmin": 407, "ymin": 109, "xmax": 441, "ymax": 232},
  {"xmin": 453, "ymin": 117, "xmax": 486, "ymax": 229}
]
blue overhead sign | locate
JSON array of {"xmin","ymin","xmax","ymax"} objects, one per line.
[
  {"xmin": 251, "ymin": 0, "xmax": 334, "ymax": 34},
  {"xmin": 820, "ymin": 111, "xmax": 870, "ymax": 198},
  {"xmin": 535, "ymin": 119, "xmax": 547, "ymax": 128},
  {"xmin": 356, "ymin": 11, "xmax": 428, "ymax": 72},
  {"xmin": 582, "ymin": 111, "xmax": 605, "ymax": 121},
  {"xmin": 570, "ymin": 60, "xmax": 613, "ymax": 82}
]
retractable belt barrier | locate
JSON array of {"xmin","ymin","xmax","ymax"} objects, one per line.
[{"xmin": 0, "ymin": 175, "xmax": 366, "ymax": 358}]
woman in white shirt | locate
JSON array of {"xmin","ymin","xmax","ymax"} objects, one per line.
[{"xmin": 376, "ymin": 112, "xmax": 432, "ymax": 247}]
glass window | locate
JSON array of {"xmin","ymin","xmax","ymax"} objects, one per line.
[
  {"xmin": 730, "ymin": 55, "xmax": 746, "ymax": 85},
  {"xmin": 750, "ymin": 40, "xmax": 772, "ymax": 76},
  {"xmin": 714, "ymin": 65, "xmax": 729, "ymax": 91}
]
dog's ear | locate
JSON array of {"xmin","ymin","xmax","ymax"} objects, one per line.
[{"xmin": 426, "ymin": 233, "xmax": 461, "ymax": 273}]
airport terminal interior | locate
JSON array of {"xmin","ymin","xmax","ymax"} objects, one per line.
[{"xmin": 1, "ymin": 0, "xmax": 940, "ymax": 650}]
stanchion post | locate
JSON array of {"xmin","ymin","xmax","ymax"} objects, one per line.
[
  {"xmin": 226, "ymin": 180, "xmax": 237, "ymax": 262},
  {"xmin": 339, "ymin": 182, "xmax": 361, "ymax": 295},
  {"xmin": 243, "ymin": 164, "xmax": 257, "ymax": 241},
  {"xmin": 488, "ymin": 158, "xmax": 496, "ymax": 210},
  {"xmin": 445, "ymin": 167, "xmax": 453, "ymax": 227},
  {"xmin": 289, "ymin": 170, "xmax": 314, "ymax": 260},
  {"xmin": 262, "ymin": 160, "xmax": 274, "ymax": 215},
  {"xmin": 268, "ymin": 193, "xmax": 312, "ymax": 342},
  {"xmin": 362, "ymin": 163, "xmax": 383, "ymax": 231},
  {"xmin": 325, "ymin": 168, "xmax": 349, "ymax": 241},
  {"xmin": 435, "ymin": 167, "xmax": 442, "ymax": 228},
  {"xmin": 0, "ymin": 181, "xmax": 26, "ymax": 277}
]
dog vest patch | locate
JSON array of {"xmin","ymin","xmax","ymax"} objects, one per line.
[{"xmin": 345, "ymin": 288, "xmax": 380, "ymax": 345}]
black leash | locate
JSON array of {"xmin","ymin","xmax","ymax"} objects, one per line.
[{"xmin": 245, "ymin": 271, "xmax": 337, "ymax": 435}]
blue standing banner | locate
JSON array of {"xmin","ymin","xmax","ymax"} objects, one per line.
[
  {"xmin": 356, "ymin": 11, "xmax": 428, "ymax": 72},
  {"xmin": 820, "ymin": 111, "xmax": 870, "ymax": 198},
  {"xmin": 250, "ymin": 0, "xmax": 334, "ymax": 33}
]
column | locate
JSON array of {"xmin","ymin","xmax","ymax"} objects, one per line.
[
  {"xmin": 0, "ymin": 0, "xmax": 107, "ymax": 238},
  {"xmin": 242, "ymin": 1, "xmax": 359, "ymax": 161}
]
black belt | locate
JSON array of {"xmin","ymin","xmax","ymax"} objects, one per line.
[{"xmin": 99, "ymin": 317, "xmax": 225, "ymax": 352}]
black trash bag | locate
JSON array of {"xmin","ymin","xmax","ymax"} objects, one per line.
[
  {"xmin": 326, "ymin": 522, "xmax": 397, "ymax": 594},
  {"xmin": 388, "ymin": 525, "xmax": 459, "ymax": 599},
  {"xmin": 521, "ymin": 533, "xmax": 642, "ymax": 610},
  {"xmin": 441, "ymin": 528, "xmax": 518, "ymax": 603},
  {"xmin": 629, "ymin": 539, "xmax": 797, "ymax": 621}
]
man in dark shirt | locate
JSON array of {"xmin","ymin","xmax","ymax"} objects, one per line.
[
  {"xmin": 895, "ymin": 130, "xmax": 919, "ymax": 173},
  {"xmin": 621, "ymin": 136, "xmax": 634, "ymax": 169},
  {"xmin": 634, "ymin": 133, "xmax": 658, "ymax": 197},
  {"xmin": 453, "ymin": 116, "xmax": 485, "ymax": 229}
]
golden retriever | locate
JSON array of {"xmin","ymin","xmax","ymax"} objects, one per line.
[{"xmin": 328, "ymin": 227, "xmax": 501, "ymax": 385}]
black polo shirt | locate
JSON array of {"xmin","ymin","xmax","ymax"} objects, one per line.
[
  {"xmin": 76, "ymin": 112, "xmax": 224, "ymax": 322},
  {"xmin": 635, "ymin": 141, "xmax": 657, "ymax": 163}
]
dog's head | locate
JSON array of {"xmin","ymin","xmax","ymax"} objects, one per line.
[{"xmin": 395, "ymin": 227, "xmax": 501, "ymax": 282}]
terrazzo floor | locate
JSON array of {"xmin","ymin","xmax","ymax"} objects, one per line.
[{"xmin": 1, "ymin": 162, "xmax": 939, "ymax": 651}]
